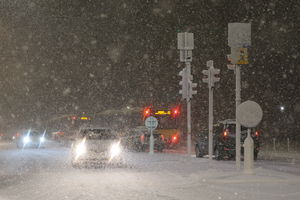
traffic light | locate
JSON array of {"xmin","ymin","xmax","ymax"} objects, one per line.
[
  {"xmin": 226, "ymin": 54, "xmax": 236, "ymax": 70},
  {"xmin": 189, "ymin": 82, "xmax": 197, "ymax": 98},
  {"xmin": 179, "ymin": 67, "xmax": 188, "ymax": 99},
  {"xmin": 210, "ymin": 68, "xmax": 220, "ymax": 87},
  {"xmin": 202, "ymin": 60, "xmax": 220, "ymax": 88},
  {"xmin": 202, "ymin": 69, "xmax": 210, "ymax": 84}
]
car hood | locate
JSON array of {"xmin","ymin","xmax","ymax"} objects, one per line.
[{"xmin": 83, "ymin": 139, "xmax": 119, "ymax": 153}]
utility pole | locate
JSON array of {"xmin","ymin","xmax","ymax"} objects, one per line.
[
  {"xmin": 228, "ymin": 23, "xmax": 251, "ymax": 170},
  {"xmin": 202, "ymin": 60, "xmax": 220, "ymax": 160},
  {"xmin": 177, "ymin": 32, "xmax": 197, "ymax": 155}
]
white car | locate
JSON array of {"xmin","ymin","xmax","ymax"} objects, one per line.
[{"xmin": 71, "ymin": 128, "xmax": 124, "ymax": 167}]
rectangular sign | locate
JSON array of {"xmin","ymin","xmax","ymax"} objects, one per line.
[
  {"xmin": 228, "ymin": 23, "xmax": 251, "ymax": 47},
  {"xmin": 155, "ymin": 110, "xmax": 171, "ymax": 115}
]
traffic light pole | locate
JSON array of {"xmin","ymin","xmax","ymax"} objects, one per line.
[
  {"xmin": 186, "ymin": 62, "xmax": 192, "ymax": 155},
  {"xmin": 208, "ymin": 84, "xmax": 213, "ymax": 160},
  {"xmin": 235, "ymin": 65, "xmax": 241, "ymax": 170},
  {"xmin": 202, "ymin": 60, "xmax": 220, "ymax": 161},
  {"xmin": 177, "ymin": 32, "xmax": 196, "ymax": 156}
]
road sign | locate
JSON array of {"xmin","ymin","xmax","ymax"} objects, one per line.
[
  {"xmin": 145, "ymin": 116, "xmax": 158, "ymax": 131},
  {"xmin": 145, "ymin": 116, "xmax": 158, "ymax": 154},
  {"xmin": 228, "ymin": 23, "xmax": 251, "ymax": 48},
  {"xmin": 237, "ymin": 100, "xmax": 263, "ymax": 128}
]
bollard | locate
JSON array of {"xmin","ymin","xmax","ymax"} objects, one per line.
[{"xmin": 244, "ymin": 128, "xmax": 254, "ymax": 174}]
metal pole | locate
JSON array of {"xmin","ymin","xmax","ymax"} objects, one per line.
[
  {"xmin": 149, "ymin": 128, "xmax": 154, "ymax": 154},
  {"xmin": 186, "ymin": 62, "xmax": 192, "ymax": 155},
  {"xmin": 235, "ymin": 65, "xmax": 241, "ymax": 170},
  {"xmin": 208, "ymin": 84, "xmax": 213, "ymax": 160}
]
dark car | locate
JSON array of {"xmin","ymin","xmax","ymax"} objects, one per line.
[
  {"xmin": 195, "ymin": 119, "xmax": 260, "ymax": 160},
  {"xmin": 123, "ymin": 127, "xmax": 165, "ymax": 152}
]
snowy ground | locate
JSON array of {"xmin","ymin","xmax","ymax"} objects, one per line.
[{"xmin": 0, "ymin": 141, "xmax": 300, "ymax": 200}]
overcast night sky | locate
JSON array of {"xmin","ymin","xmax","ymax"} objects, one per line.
[{"xmin": 0, "ymin": 0, "xmax": 299, "ymax": 136}]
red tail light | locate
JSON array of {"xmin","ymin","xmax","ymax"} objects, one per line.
[
  {"xmin": 255, "ymin": 131, "xmax": 259, "ymax": 137},
  {"xmin": 71, "ymin": 116, "xmax": 77, "ymax": 120},
  {"xmin": 143, "ymin": 107, "xmax": 151, "ymax": 119},
  {"xmin": 140, "ymin": 134, "xmax": 145, "ymax": 142},
  {"xmin": 171, "ymin": 106, "xmax": 180, "ymax": 118},
  {"xmin": 172, "ymin": 135, "xmax": 178, "ymax": 143},
  {"xmin": 223, "ymin": 129, "xmax": 229, "ymax": 137}
]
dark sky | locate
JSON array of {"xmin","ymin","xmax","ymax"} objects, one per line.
[{"xmin": 0, "ymin": 0, "xmax": 299, "ymax": 136}]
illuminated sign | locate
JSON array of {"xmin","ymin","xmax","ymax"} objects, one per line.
[
  {"xmin": 80, "ymin": 117, "xmax": 89, "ymax": 120},
  {"xmin": 155, "ymin": 110, "xmax": 171, "ymax": 115}
]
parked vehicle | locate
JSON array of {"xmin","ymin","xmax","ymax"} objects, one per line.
[{"xmin": 195, "ymin": 119, "xmax": 260, "ymax": 160}]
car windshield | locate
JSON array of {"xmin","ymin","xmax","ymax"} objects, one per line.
[
  {"xmin": 81, "ymin": 129, "xmax": 116, "ymax": 140},
  {"xmin": 22, "ymin": 131, "xmax": 41, "ymax": 137}
]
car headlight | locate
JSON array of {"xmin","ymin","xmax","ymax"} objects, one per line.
[
  {"xmin": 23, "ymin": 136, "xmax": 30, "ymax": 144},
  {"xmin": 40, "ymin": 137, "xmax": 45, "ymax": 142},
  {"xmin": 74, "ymin": 138, "xmax": 86, "ymax": 160},
  {"xmin": 110, "ymin": 141, "xmax": 121, "ymax": 159}
]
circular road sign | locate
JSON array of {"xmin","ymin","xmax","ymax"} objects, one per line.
[
  {"xmin": 145, "ymin": 116, "xmax": 158, "ymax": 131},
  {"xmin": 237, "ymin": 100, "xmax": 263, "ymax": 128}
]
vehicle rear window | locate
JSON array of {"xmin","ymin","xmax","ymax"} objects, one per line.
[{"xmin": 224, "ymin": 124, "xmax": 247, "ymax": 134}]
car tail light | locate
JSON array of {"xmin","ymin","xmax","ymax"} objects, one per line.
[
  {"xmin": 171, "ymin": 106, "xmax": 181, "ymax": 118},
  {"xmin": 255, "ymin": 131, "xmax": 259, "ymax": 137},
  {"xmin": 223, "ymin": 129, "xmax": 229, "ymax": 137},
  {"xmin": 140, "ymin": 134, "xmax": 145, "ymax": 142},
  {"xmin": 143, "ymin": 107, "xmax": 151, "ymax": 119},
  {"xmin": 172, "ymin": 135, "xmax": 177, "ymax": 143}
]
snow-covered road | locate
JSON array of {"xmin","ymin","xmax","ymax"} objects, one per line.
[{"xmin": 0, "ymin": 141, "xmax": 300, "ymax": 200}]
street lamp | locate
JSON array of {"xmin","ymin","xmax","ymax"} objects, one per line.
[{"xmin": 280, "ymin": 106, "xmax": 285, "ymax": 112}]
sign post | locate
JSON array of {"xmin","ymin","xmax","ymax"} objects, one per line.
[
  {"xmin": 228, "ymin": 23, "xmax": 251, "ymax": 170},
  {"xmin": 145, "ymin": 116, "xmax": 158, "ymax": 154},
  {"xmin": 237, "ymin": 100, "xmax": 263, "ymax": 174}
]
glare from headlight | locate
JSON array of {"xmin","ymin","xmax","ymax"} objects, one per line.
[
  {"xmin": 75, "ymin": 138, "xmax": 86, "ymax": 160},
  {"xmin": 23, "ymin": 136, "xmax": 30, "ymax": 144},
  {"xmin": 40, "ymin": 137, "xmax": 45, "ymax": 142},
  {"xmin": 110, "ymin": 141, "xmax": 121, "ymax": 160}
]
